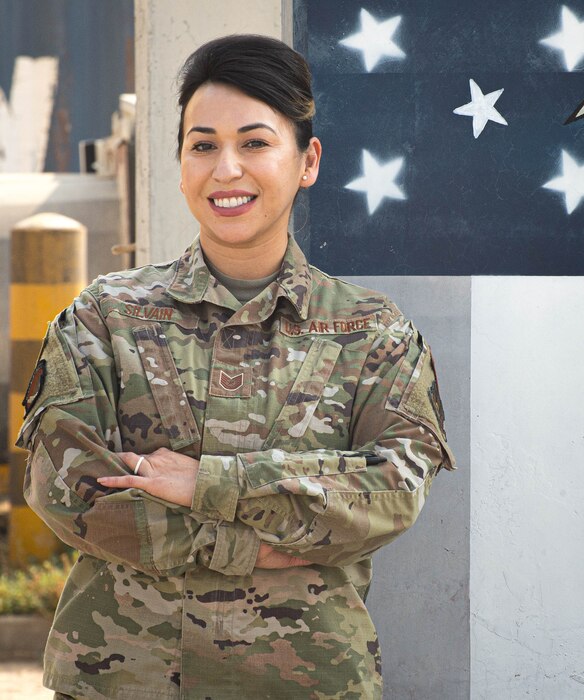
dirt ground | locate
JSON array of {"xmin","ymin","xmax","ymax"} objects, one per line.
[{"xmin": 0, "ymin": 662, "xmax": 53, "ymax": 699}]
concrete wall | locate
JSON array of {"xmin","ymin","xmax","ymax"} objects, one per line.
[{"xmin": 471, "ymin": 277, "xmax": 584, "ymax": 700}]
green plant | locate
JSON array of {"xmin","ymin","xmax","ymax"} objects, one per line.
[{"xmin": 0, "ymin": 552, "xmax": 76, "ymax": 617}]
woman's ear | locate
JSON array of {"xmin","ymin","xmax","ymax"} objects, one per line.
[
  {"xmin": 179, "ymin": 181, "xmax": 184, "ymax": 193},
  {"xmin": 301, "ymin": 137, "xmax": 322, "ymax": 187}
]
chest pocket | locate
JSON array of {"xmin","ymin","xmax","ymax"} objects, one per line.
[
  {"xmin": 263, "ymin": 338, "xmax": 342, "ymax": 449},
  {"xmin": 132, "ymin": 324, "xmax": 201, "ymax": 451}
]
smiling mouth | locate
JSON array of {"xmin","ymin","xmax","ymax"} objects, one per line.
[{"xmin": 210, "ymin": 195, "xmax": 257, "ymax": 208}]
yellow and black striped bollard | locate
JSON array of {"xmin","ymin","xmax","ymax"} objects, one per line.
[{"xmin": 9, "ymin": 212, "xmax": 87, "ymax": 566}]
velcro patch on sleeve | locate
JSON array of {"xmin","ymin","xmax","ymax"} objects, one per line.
[
  {"xmin": 16, "ymin": 318, "xmax": 89, "ymax": 450},
  {"xmin": 401, "ymin": 349, "xmax": 447, "ymax": 442},
  {"xmin": 20, "ymin": 321, "xmax": 85, "ymax": 421},
  {"xmin": 43, "ymin": 322, "xmax": 85, "ymax": 404},
  {"xmin": 385, "ymin": 333, "xmax": 455, "ymax": 469}
]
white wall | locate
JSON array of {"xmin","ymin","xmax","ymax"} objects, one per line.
[{"xmin": 471, "ymin": 277, "xmax": 584, "ymax": 700}]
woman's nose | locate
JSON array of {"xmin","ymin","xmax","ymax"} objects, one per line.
[{"xmin": 213, "ymin": 147, "xmax": 243, "ymax": 182}]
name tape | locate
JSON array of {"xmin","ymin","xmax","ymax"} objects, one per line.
[{"xmin": 122, "ymin": 303, "xmax": 175, "ymax": 321}]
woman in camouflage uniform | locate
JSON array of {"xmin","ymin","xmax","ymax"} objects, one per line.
[{"xmin": 20, "ymin": 35, "xmax": 454, "ymax": 699}]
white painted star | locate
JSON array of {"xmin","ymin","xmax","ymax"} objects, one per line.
[
  {"xmin": 453, "ymin": 79, "xmax": 508, "ymax": 138},
  {"xmin": 565, "ymin": 98, "xmax": 584, "ymax": 124},
  {"xmin": 540, "ymin": 5, "xmax": 584, "ymax": 71},
  {"xmin": 345, "ymin": 149, "xmax": 406, "ymax": 215},
  {"xmin": 339, "ymin": 8, "xmax": 405, "ymax": 72},
  {"xmin": 543, "ymin": 150, "xmax": 584, "ymax": 214}
]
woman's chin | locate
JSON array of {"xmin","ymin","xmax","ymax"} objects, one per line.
[{"xmin": 200, "ymin": 224, "xmax": 286, "ymax": 250}]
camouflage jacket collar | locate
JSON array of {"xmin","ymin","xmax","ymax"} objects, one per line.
[{"xmin": 167, "ymin": 235, "xmax": 312, "ymax": 321}]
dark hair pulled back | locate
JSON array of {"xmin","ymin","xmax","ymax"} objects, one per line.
[{"xmin": 176, "ymin": 34, "xmax": 315, "ymax": 159}]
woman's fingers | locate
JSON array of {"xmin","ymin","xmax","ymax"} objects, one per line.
[
  {"xmin": 97, "ymin": 452, "xmax": 151, "ymax": 488},
  {"xmin": 255, "ymin": 543, "xmax": 312, "ymax": 569},
  {"xmin": 118, "ymin": 452, "xmax": 152, "ymax": 476},
  {"xmin": 97, "ymin": 474, "xmax": 144, "ymax": 489},
  {"xmin": 96, "ymin": 449, "xmax": 197, "ymax": 506},
  {"xmin": 97, "ymin": 449, "xmax": 198, "ymax": 507}
]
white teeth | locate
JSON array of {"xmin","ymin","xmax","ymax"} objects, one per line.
[{"xmin": 212, "ymin": 195, "xmax": 254, "ymax": 208}]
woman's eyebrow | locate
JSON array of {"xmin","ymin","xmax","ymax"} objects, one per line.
[
  {"xmin": 186, "ymin": 126, "xmax": 215, "ymax": 136},
  {"xmin": 185, "ymin": 122, "xmax": 277, "ymax": 137},
  {"xmin": 238, "ymin": 122, "xmax": 277, "ymax": 135}
]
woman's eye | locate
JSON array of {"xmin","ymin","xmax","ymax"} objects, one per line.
[
  {"xmin": 191, "ymin": 142, "xmax": 215, "ymax": 152},
  {"xmin": 244, "ymin": 139, "xmax": 268, "ymax": 149}
]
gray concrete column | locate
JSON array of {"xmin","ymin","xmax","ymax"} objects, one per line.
[{"xmin": 134, "ymin": 0, "xmax": 288, "ymax": 265}]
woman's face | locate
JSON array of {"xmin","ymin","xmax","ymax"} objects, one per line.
[{"xmin": 180, "ymin": 82, "xmax": 320, "ymax": 251}]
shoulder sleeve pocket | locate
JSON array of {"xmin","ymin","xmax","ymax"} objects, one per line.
[
  {"xmin": 386, "ymin": 333, "xmax": 456, "ymax": 470},
  {"xmin": 17, "ymin": 319, "xmax": 87, "ymax": 449}
]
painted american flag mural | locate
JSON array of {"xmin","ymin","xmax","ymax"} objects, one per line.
[{"xmin": 295, "ymin": 0, "xmax": 584, "ymax": 274}]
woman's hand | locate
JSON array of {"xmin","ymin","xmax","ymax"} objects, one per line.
[
  {"xmin": 255, "ymin": 543, "xmax": 312, "ymax": 569},
  {"xmin": 97, "ymin": 447, "xmax": 199, "ymax": 508},
  {"xmin": 98, "ymin": 452, "xmax": 312, "ymax": 568}
]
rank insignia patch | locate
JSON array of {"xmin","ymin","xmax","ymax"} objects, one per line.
[
  {"xmin": 22, "ymin": 359, "xmax": 47, "ymax": 416},
  {"xmin": 219, "ymin": 370, "xmax": 244, "ymax": 392}
]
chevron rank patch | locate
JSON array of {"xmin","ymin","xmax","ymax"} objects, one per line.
[
  {"xmin": 219, "ymin": 370, "xmax": 244, "ymax": 392},
  {"xmin": 209, "ymin": 365, "xmax": 251, "ymax": 397}
]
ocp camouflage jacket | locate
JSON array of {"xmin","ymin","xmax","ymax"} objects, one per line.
[{"xmin": 18, "ymin": 235, "xmax": 455, "ymax": 700}]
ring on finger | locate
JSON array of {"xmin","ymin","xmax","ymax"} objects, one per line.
[{"xmin": 134, "ymin": 455, "xmax": 145, "ymax": 475}]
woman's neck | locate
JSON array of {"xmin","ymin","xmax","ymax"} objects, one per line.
[{"xmin": 200, "ymin": 232, "xmax": 288, "ymax": 280}]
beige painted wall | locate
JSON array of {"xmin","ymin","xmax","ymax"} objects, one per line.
[{"xmin": 134, "ymin": 0, "xmax": 289, "ymax": 265}]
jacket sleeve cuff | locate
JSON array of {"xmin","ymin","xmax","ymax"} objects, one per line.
[
  {"xmin": 191, "ymin": 454, "xmax": 240, "ymax": 522},
  {"xmin": 236, "ymin": 449, "xmax": 367, "ymax": 491},
  {"xmin": 209, "ymin": 520, "xmax": 260, "ymax": 577}
]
